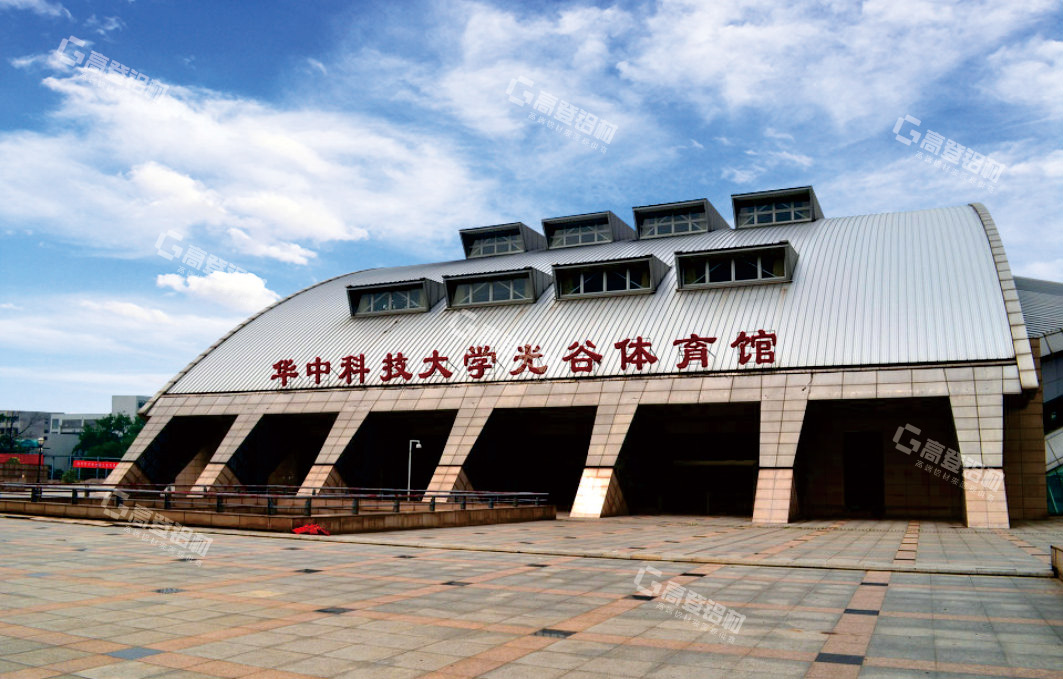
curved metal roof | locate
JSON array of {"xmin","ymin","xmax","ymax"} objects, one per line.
[
  {"xmin": 1015, "ymin": 276, "xmax": 1063, "ymax": 338},
  {"xmin": 167, "ymin": 204, "xmax": 1017, "ymax": 395}
]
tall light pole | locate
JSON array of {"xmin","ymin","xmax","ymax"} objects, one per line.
[
  {"xmin": 407, "ymin": 439, "xmax": 421, "ymax": 496},
  {"xmin": 35, "ymin": 437, "xmax": 44, "ymax": 485}
]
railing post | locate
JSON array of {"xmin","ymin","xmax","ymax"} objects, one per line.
[
  {"xmin": 215, "ymin": 494, "xmax": 223, "ymax": 513},
  {"xmin": 429, "ymin": 496, "xmax": 436, "ymax": 512},
  {"xmin": 267, "ymin": 496, "xmax": 275, "ymax": 516},
  {"xmin": 70, "ymin": 488, "xmax": 77, "ymax": 505},
  {"xmin": 164, "ymin": 492, "xmax": 172, "ymax": 510},
  {"xmin": 393, "ymin": 496, "xmax": 400, "ymax": 513},
  {"xmin": 304, "ymin": 498, "xmax": 312, "ymax": 517},
  {"xmin": 513, "ymin": 496, "xmax": 519, "ymax": 508},
  {"xmin": 460, "ymin": 496, "xmax": 466, "ymax": 510},
  {"xmin": 351, "ymin": 497, "xmax": 359, "ymax": 515},
  {"xmin": 31, "ymin": 486, "xmax": 40, "ymax": 502},
  {"xmin": 488, "ymin": 496, "xmax": 494, "ymax": 509}
]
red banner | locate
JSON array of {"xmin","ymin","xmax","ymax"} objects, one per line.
[
  {"xmin": 0, "ymin": 453, "xmax": 42, "ymax": 465},
  {"xmin": 72, "ymin": 460, "xmax": 119, "ymax": 470}
]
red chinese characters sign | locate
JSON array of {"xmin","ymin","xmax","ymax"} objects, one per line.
[
  {"xmin": 73, "ymin": 459, "xmax": 119, "ymax": 470},
  {"xmin": 269, "ymin": 330, "xmax": 777, "ymax": 387}
]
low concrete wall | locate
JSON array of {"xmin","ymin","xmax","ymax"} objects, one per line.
[{"xmin": 0, "ymin": 499, "xmax": 555, "ymax": 534}]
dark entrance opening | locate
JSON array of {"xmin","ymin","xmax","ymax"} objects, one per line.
[
  {"xmin": 227, "ymin": 413, "xmax": 337, "ymax": 491},
  {"xmin": 615, "ymin": 403, "xmax": 759, "ymax": 516},
  {"xmin": 334, "ymin": 411, "xmax": 455, "ymax": 490},
  {"xmin": 136, "ymin": 415, "xmax": 235, "ymax": 486},
  {"xmin": 462, "ymin": 407, "xmax": 596, "ymax": 511},
  {"xmin": 795, "ymin": 397, "xmax": 964, "ymax": 520},
  {"xmin": 843, "ymin": 431, "xmax": 885, "ymax": 515}
]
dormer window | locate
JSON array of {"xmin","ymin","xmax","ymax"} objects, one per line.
[
  {"xmin": 444, "ymin": 267, "xmax": 550, "ymax": 308},
  {"xmin": 641, "ymin": 208, "xmax": 708, "ymax": 237},
  {"xmin": 469, "ymin": 233, "xmax": 523, "ymax": 257},
  {"xmin": 633, "ymin": 199, "xmax": 728, "ymax": 239},
  {"xmin": 358, "ymin": 287, "xmax": 424, "ymax": 313},
  {"xmin": 542, "ymin": 211, "xmax": 634, "ymax": 249},
  {"xmin": 455, "ymin": 277, "xmax": 528, "ymax": 304},
  {"xmin": 346, "ymin": 278, "xmax": 444, "ymax": 316},
  {"xmin": 549, "ymin": 219, "xmax": 610, "ymax": 248},
  {"xmin": 736, "ymin": 201, "xmax": 810, "ymax": 227},
  {"xmin": 553, "ymin": 256, "xmax": 668, "ymax": 300},
  {"xmin": 676, "ymin": 243, "xmax": 797, "ymax": 290},
  {"xmin": 732, "ymin": 187, "xmax": 822, "ymax": 228},
  {"xmin": 459, "ymin": 222, "xmax": 546, "ymax": 259}
]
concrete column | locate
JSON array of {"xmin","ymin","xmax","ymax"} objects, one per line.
[
  {"xmin": 752, "ymin": 375, "xmax": 808, "ymax": 524},
  {"xmin": 949, "ymin": 369, "xmax": 1009, "ymax": 528},
  {"xmin": 570, "ymin": 467, "xmax": 627, "ymax": 518},
  {"xmin": 569, "ymin": 391, "xmax": 639, "ymax": 518},
  {"xmin": 296, "ymin": 408, "xmax": 371, "ymax": 495},
  {"xmin": 190, "ymin": 413, "xmax": 262, "ymax": 490}
]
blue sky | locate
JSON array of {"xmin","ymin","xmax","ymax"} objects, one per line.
[{"xmin": 0, "ymin": 0, "xmax": 1060, "ymax": 413}]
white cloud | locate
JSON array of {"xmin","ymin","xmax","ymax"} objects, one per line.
[
  {"xmin": 157, "ymin": 271, "xmax": 281, "ymax": 314},
  {"xmin": 0, "ymin": 303, "xmax": 23, "ymax": 310},
  {"xmin": 985, "ymin": 36, "xmax": 1063, "ymax": 119},
  {"xmin": 1019, "ymin": 258, "xmax": 1063, "ymax": 281},
  {"xmin": 84, "ymin": 14, "xmax": 124, "ymax": 35},
  {"xmin": 617, "ymin": 0, "xmax": 1058, "ymax": 129},
  {"xmin": 0, "ymin": 0, "xmax": 70, "ymax": 19},
  {"xmin": 0, "ymin": 71, "xmax": 503, "ymax": 263}
]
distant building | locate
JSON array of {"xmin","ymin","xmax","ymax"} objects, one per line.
[
  {"xmin": 1015, "ymin": 277, "xmax": 1063, "ymax": 513},
  {"xmin": 107, "ymin": 189, "xmax": 1041, "ymax": 528},
  {"xmin": 44, "ymin": 395, "xmax": 150, "ymax": 472},
  {"xmin": 0, "ymin": 410, "xmax": 50, "ymax": 442}
]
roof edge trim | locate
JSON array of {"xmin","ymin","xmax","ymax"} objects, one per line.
[{"xmin": 969, "ymin": 202, "xmax": 1039, "ymax": 390}]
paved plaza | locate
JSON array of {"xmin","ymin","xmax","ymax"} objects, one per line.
[{"xmin": 1, "ymin": 514, "xmax": 1062, "ymax": 678}]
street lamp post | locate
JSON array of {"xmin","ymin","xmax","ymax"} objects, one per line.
[
  {"xmin": 35, "ymin": 437, "xmax": 44, "ymax": 485},
  {"xmin": 407, "ymin": 439, "xmax": 421, "ymax": 496}
]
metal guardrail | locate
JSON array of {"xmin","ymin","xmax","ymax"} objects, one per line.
[{"xmin": 0, "ymin": 482, "xmax": 549, "ymax": 517}]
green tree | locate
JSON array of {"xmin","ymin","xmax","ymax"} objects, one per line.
[{"xmin": 73, "ymin": 414, "xmax": 144, "ymax": 459}]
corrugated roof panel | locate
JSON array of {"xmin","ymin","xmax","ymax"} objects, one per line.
[
  {"xmin": 168, "ymin": 205, "xmax": 1017, "ymax": 394},
  {"xmin": 1016, "ymin": 277, "xmax": 1063, "ymax": 337}
]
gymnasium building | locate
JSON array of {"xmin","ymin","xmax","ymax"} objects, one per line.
[{"xmin": 106, "ymin": 187, "xmax": 1047, "ymax": 528}]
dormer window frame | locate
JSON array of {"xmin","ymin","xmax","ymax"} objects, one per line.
[
  {"xmin": 542, "ymin": 211, "xmax": 635, "ymax": 250},
  {"xmin": 633, "ymin": 198, "xmax": 729, "ymax": 240},
  {"xmin": 443, "ymin": 267, "xmax": 550, "ymax": 309},
  {"xmin": 459, "ymin": 222, "xmax": 547, "ymax": 259},
  {"xmin": 675, "ymin": 242, "xmax": 798, "ymax": 291},
  {"xmin": 731, "ymin": 187, "xmax": 823, "ymax": 229},
  {"xmin": 552, "ymin": 255, "xmax": 669, "ymax": 301},
  {"xmin": 346, "ymin": 278, "xmax": 444, "ymax": 317}
]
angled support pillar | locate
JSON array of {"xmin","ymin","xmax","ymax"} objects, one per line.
[
  {"xmin": 949, "ymin": 372, "xmax": 1010, "ymax": 528},
  {"xmin": 752, "ymin": 383, "xmax": 807, "ymax": 524},
  {"xmin": 570, "ymin": 394, "xmax": 639, "ymax": 518},
  {"xmin": 425, "ymin": 404, "xmax": 493, "ymax": 498},
  {"xmin": 297, "ymin": 409, "xmax": 371, "ymax": 496},
  {"xmin": 104, "ymin": 414, "xmax": 173, "ymax": 487},
  {"xmin": 191, "ymin": 413, "xmax": 262, "ymax": 491}
]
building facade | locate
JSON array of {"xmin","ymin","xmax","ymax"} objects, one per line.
[{"xmin": 106, "ymin": 188, "xmax": 1044, "ymax": 528}]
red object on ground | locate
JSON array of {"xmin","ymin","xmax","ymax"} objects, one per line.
[{"xmin": 293, "ymin": 524, "xmax": 331, "ymax": 536}]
